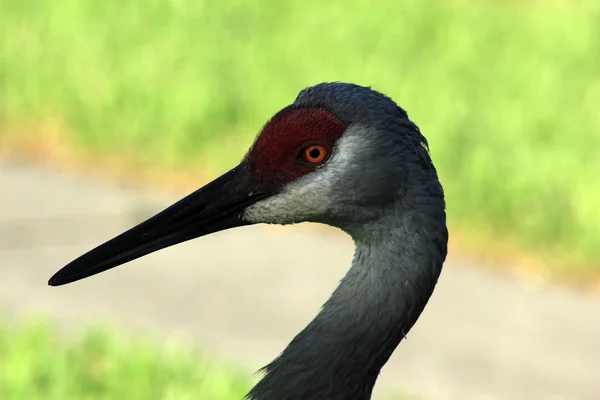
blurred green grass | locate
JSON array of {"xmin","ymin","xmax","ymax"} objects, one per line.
[
  {"xmin": 1, "ymin": 0, "xmax": 599, "ymax": 278},
  {"xmin": 0, "ymin": 320, "xmax": 252, "ymax": 400},
  {"xmin": 0, "ymin": 320, "xmax": 413, "ymax": 400}
]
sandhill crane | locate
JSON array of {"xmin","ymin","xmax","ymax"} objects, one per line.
[{"xmin": 49, "ymin": 82, "xmax": 448, "ymax": 400}]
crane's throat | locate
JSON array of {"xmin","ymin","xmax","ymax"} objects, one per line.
[{"xmin": 247, "ymin": 213, "xmax": 447, "ymax": 400}]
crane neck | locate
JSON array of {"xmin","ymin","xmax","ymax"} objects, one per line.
[{"xmin": 247, "ymin": 198, "xmax": 448, "ymax": 400}]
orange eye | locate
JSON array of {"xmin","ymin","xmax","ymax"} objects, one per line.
[{"xmin": 302, "ymin": 145, "xmax": 329, "ymax": 165}]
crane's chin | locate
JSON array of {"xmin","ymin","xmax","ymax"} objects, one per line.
[{"xmin": 48, "ymin": 164, "xmax": 271, "ymax": 286}]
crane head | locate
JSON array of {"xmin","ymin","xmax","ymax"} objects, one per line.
[{"xmin": 49, "ymin": 82, "xmax": 436, "ymax": 286}]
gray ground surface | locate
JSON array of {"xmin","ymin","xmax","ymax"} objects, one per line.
[{"xmin": 1, "ymin": 162, "xmax": 599, "ymax": 400}]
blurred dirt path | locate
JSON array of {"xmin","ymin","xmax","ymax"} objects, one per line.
[{"xmin": 1, "ymin": 163, "xmax": 598, "ymax": 400}]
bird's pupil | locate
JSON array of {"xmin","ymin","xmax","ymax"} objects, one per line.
[{"xmin": 309, "ymin": 148, "xmax": 320, "ymax": 159}]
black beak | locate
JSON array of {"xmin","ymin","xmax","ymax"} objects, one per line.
[{"xmin": 48, "ymin": 163, "xmax": 269, "ymax": 286}]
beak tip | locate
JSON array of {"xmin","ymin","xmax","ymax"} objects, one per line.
[{"xmin": 48, "ymin": 272, "xmax": 66, "ymax": 287}]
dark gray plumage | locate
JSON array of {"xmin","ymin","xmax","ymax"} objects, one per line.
[{"xmin": 245, "ymin": 83, "xmax": 448, "ymax": 399}]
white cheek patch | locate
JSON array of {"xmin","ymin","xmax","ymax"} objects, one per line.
[
  {"xmin": 244, "ymin": 173, "xmax": 333, "ymax": 225},
  {"xmin": 243, "ymin": 126, "xmax": 369, "ymax": 225}
]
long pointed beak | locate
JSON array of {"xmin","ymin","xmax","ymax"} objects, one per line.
[{"xmin": 48, "ymin": 163, "xmax": 268, "ymax": 286}]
